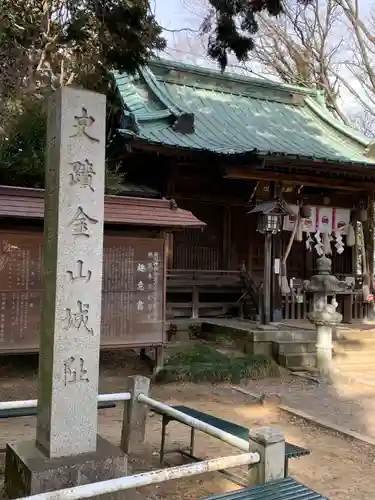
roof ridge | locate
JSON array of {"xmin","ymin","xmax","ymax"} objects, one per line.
[
  {"xmin": 149, "ymin": 58, "xmax": 321, "ymax": 97},
  {"xmin": 139, "ymin": 65, "xmax": 187, "ymax": 117},
  {"xmin": 114, "ymin": 66, "xmax": 195, "ymax": 134},
  {"xmin": 305, "ymin": 97, "xmax": 370, "ymax": 148}
]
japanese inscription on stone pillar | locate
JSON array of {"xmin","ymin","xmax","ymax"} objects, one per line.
[{"xmin": 36, "ymin": 89, "xmax": 106, "ymax": 459}]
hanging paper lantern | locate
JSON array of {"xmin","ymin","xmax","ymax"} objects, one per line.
[
  {"xmin": 346, "ymin": 224, "xmax": 355, "ymax": 247},
  {"xmin": 334, "ymin": 233, "xmax": 345, "ymax": 254},
  {"xmin": 323, "ymin": 232, "xmax": 332, "ymax": 255},
  {"xmin": 358, "ymin": 209, "xmax": 368, "ymax": 223},
  {"xmin": 306, "ymin": 233, "xmax": 313, "ymax": 251},
  {"xmin": 304, "ymin": 218, "xmax": 312, "ymax": 229},
  {"xmin": 300, "ymin": 205, "xmax": 312, "ymax": 218},
  {"xmin": 314, "ymin": 231, "xmax": 324, "ymax": 255},
  {"xmin": 295, "ymin": 218, "xmax": 303, "ymax": 242}
]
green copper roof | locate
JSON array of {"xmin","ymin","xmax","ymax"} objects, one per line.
[{"xmin": 113, "ymin": 59, "xmax": 374, "ymax": 166}]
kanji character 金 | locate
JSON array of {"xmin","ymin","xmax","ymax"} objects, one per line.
[{"xmin": 69, "ymin": 206, "xmax": 98, "ymax": 237}]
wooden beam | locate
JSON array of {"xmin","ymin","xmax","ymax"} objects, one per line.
[{"xmin": 224, "ymin": 167, "xmax": 375, "ymax": 192}]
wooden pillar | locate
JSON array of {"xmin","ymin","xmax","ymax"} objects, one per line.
[
  {"xmin": 270, "ymin": 182, "xmax": 281, "ymax": 323},
  {"xmin": 271, "ymin": 232, "xmax": 282, "ymax": 322},
  {"xmin": 304, "ymin": 236, "xmax": 314, "ymax": 318},
  {"xmin": 154, "ymin": 346, "xmax": 165, "ymax": 374},
  {"xmin": 362, "ymin": 202, "xmax": 373, "ymax": 280},
  {"xmin": 368, "ymin": 197, "xmax": 374, "ymax": 291},
  {"xmin": 192, "ymin": 286, "xmax": 199, "ymax": 319},
  {"xmin": 262, "ymin": 233, "xmax": 272, "ymax": 325},
  {"xmin": 364, "ymin": 196, "xmax": 375, "ymax": 320},
  {"xmin": 247, "ymin": 217, "xmax": 255, "ymax": 275},
  {"xmin": 223, "ymin": 206, "xmax": 231, "ymax": 269},
  {"xmin": 165, "ymin": 163, "xmax": 176, "ymax": 271},
  {"xmin": 165, "ymin": 233, "xmax": 174, "ymax": 270}
]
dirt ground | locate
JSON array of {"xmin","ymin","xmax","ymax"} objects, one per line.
[{"xmin": 0, "ymin": 352, "xmax": 374, "ymax": 500}]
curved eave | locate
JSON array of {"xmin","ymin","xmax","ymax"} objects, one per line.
[
  {"xmin": 118, "ymin": 130, "xmax": 375, "ymax": 170},
  {"xmin": 305, "ymin": 98, "xmax": 370, "ymax": 148},
  {"xmin": 113, "ymin": 68, "xmax": 194, "ymax": 131},
  {"xmin": 0, "ymin": 186, "xmax": 206, "ymax": 230},
  {"xmin": 149, "ymin": 58, "xmax": 323, "ymax": 99}
]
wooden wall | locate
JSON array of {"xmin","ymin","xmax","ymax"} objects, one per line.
[
  {"xmin": 0, "ymin": 228, "xmax": 166, "ymax": 354},
  {"xmin": 172, "ymin": 200, "xmax": 225, "ymax": 270},
  {"xmin": 171, "ymin": 198, "xmax": 354, "ymax": 284}
]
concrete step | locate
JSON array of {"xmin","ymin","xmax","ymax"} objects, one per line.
[
  {"xmin": 278, "ymin": 353, "xmax": 316, "ymax": 368},
  {"xmin": 275, "ymin": 340, "xmax": 316, "ymax": 355}
]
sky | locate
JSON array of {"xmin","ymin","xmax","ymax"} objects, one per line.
[
  {"xmin": 152, "ymin": 0, "xmax": 369, "ymax": 119},
  {"xmin": 154, "ymin": 0, "xmax": 198, "ymax": 39}
]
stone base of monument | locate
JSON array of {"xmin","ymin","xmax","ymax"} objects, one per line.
[{"xmin": 5, "ymin": 435, "xmax": 127, "ymax": 499}]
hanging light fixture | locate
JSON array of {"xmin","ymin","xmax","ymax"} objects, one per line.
[{"xmin": 248, "ymin": 199, "xmax": 292, "ymax": 234}]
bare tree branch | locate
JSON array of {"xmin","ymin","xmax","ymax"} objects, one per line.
[{"xmin": 175, "ymin": 0, "xmax": 375, "ymax": 136}]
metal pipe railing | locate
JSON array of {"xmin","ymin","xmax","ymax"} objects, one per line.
[
  {"xmin": 0, "ymin": 392, "xmax": 131, "ymax": 411},
  {"xmin": 20, "ymin": 453, "xmax": 258, "ymax": 500},
  {"xmin": 138, "ymin": 394, "xmax": 250, "ymax": 452}
]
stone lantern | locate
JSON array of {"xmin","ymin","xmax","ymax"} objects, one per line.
[{"xmin": 303, "ymin": 256, "xmax": 347, "ymax": 379}]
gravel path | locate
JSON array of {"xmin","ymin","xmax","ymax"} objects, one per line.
[
  {"xmin": 241, "ymin": 375, "xmax": 375, "ymax": 438},
  {"xmin": 1, "ymin": 381, "xmax": 375, "ymax": 500},
  {"xmin": 1, "ymin": 353, "xmax": 375, "ymax": 499}
]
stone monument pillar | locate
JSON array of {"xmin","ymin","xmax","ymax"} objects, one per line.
[
  {"xmin": 5, "ymin": 88, "xmax": 127, "ymax": 498},
  {"xmin": 304, "ymin": 256, "xmax": 345, "ymax": 380}
]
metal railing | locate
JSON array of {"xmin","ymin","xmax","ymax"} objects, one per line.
[
  {"xmin": 20, "ymin": 453, "xmax": 259, "ymax": 500},
  {"xmin": 0, "ymin": 392, "xmax": 131, "ymax": 411},
  {"xmin": 138, "ymin": 394, "xmax": 250, "ymax": 452},
  {"xmin": 2, "ymin": 377, "xmax": 282, "ymax": 500}
]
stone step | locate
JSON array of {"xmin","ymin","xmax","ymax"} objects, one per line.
[
  {"xmin": 275, "ymin": 340, "xmax": 317, "ymax": 354},
  {"xmin": 253, "ymin": 330, "xmax": 317, "ymax": 342},
  {"xmin": 278, "ymin": 353, "xmax": 316, "ymax": 368}
]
